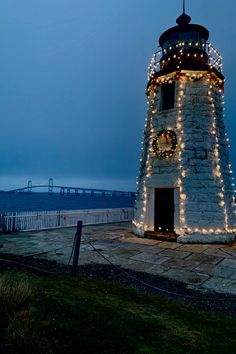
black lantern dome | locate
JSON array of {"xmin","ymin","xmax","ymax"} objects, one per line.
[{"xmin": 158, "ymin": 11, "xmax": 210, "ymax": 72}]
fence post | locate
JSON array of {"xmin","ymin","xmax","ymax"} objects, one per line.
[
  {"xmin": 12, "ymin": 212, "xmax": 16, "ymax": 232},
  {"xmin": 71, "ymin": 221, "xmax": 83, "ymax": 277},
  {"xmin": 2, "ymin": 213, "xmax": 6, "ymax": 233}
]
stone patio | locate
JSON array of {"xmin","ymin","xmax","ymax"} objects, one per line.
[{"xmin": 0, "ymin": 222, "xmax": 236, "ymax": 295}]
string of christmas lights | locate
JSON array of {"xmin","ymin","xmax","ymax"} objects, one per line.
[
  {"xmin": 148, "ymin": 42, "xmax": 223, "ymax": 81},
  {"xmin": 176, "ymin": 77, "xmax": 187, "ymax": 235},
  {"xmin": 209, "ymin": 84, "xmax": 228, "ymax": 233},
  {"xmin": 132, "ymin": 90, "xmax": 156, "ymax": 232},
  {"xmin": 147, "ymin": 71, "xmax": 223, "ymax": 97}
]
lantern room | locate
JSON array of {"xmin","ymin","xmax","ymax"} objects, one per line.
[{"xmin": 159, "ymin": 12, "xmax": 209, "ymax": 72}]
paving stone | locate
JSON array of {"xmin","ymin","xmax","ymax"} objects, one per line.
[
  {"xmin": 194, "ymin": 264, "xmax": 235, "ymax": 278},
  {"xmin": 202, "ymin": 248, "xmax": 234, "ymax": 259},
  {"xmin": 77, "ymin": 252, "xmax": 109, "ymax": 265},
  {"xmin": 110, "ymin": 258, "xmax": 136, "ymax": 268},
  {"xmin": 192, "ymin": 263, "xmax": 216, "ymax": 276},
  {"xmin": 89, "ymin": 241, "xmax": 120, "ymax": 251},
  {"xmin": 158, "ymin": 242, "xmax": 182, "ymax": 250},
  {"xmin": 104, "ymin": 256, "xmax": 134, "ymax": 267},
  {"xmin": 202, "ymin": 277, "xmax": 236, "ymax": 295},
  {"xmin": 177, "ymin": 244, "xmax": 210, "ymax": 253},
  {"xmin": 109, "ymin": 247, "xmax": 141, "ymax": 257},
  {"xmin": 219, "ymin": 258, "xmax": 236, "ymax": 269},
  {"xmin": 162, "ymin": 258, "xmax": 202, "ymax": 270},
  {"xmin": 122, "ymin": 260, "xmax": 160, "ymax": 273},
  {"xmin": 160, "ymin": 249, "xmax": 191, "ymax": 259},
  {"xmin": 218, "ymin": 248, "xmax": 236, "ymax": 259},
  {"xmin": 185, "ymin": 253, "xmax": 223, "ymax": 265},
  {"xmin": 130, "ymin": 252, "xmax": 170, "ymax": 265},
  {"xmin": 136, "ymin": 245, "xmax": 165, "ymax": 255},
  {"xmin": 163, "ymin": 268, "xmax": 210, "ymax": 285},
  {"xmin": 121, "ymin": 237, "xmax": 161, "ymax": 246},
  {"xmin": 80, "ymin": 244, "xmax": 94, "ymax": 251},
  {"xmin": 145, "ymin": 265, "xmax": 170, "ymax": 276}
]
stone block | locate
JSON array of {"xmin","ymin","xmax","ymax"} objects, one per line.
[
  {"xmin": 184, "ymin": 253, "xmax": 223, "ymax": 265},
  {"xmin": 130, "ymin": 252, "xmax": 170, "ymax": 265},
  {"xmin": 163, "ymin": 268, "xmax": 210, "ymax": 285},
  {"xmin": 185, "ymin": 199, "xmax": 220, "ymax": 210},
  {"xmin": 202, "ymin": 277, "xmax": 236, "ymax": 295},
  {"xmin": 160, "ymin": 249, "xmax": 191, "ymax": 259},
  {"xmin": 148, "ymin": 174, "xmax": 176, "ymax": 187},
  {"xmin": 177, "ymin": 244, "xmax": 209, "ymax": 253},
  {"xmin": 194, "ymin": 263, "xmax": 235, "ymax": 277},
  {"xmin": 189, "ymin": 159, "xmax": 197, "ymax": 166},
  {"xmin": 187, "ymin": 173, "xmax": 214, "ymax": 181},
  {"xmin": 195, "ymin": 166, "xmax": 212, "ymax": 174},
  {"xmin": 219, "ymin": 258, "xmax": 236, "ymax": 269},
  {"xmin": 182, "ymin": 180, "xmax": 206, "ymax": 189},
  {"xmin": 163, "ymin": 257, "xmax": 202, "ymax": 270},
  {"xmin": 196, "ymin": 150, "xmax": 208, "ymax": 159},
  {"xmin": 203, "ymin": 247, "xmax": 235, "ymax": 259}
]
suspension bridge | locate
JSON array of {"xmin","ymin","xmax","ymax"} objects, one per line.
[{"xmin": 8, "ymin": 178, "xmax": 136, "ymax": 198}]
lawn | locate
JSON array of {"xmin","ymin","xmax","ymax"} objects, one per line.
[{"xmin": 0, "ymin": 271, "xmax": 236, "ymax": 354}]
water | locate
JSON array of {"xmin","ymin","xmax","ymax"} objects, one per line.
[{"xmin": 0, "ymin": 192, "xmax": 135, "ymax": 212}]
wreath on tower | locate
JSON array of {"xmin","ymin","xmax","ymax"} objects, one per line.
[{"xmin": 152, "ymin": 129, "xmax": 177, "ymax": 159}]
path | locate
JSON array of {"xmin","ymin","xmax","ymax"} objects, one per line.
[{"xmin": 0, "ymin": 222, "xmax": 236, "ymax": 295}]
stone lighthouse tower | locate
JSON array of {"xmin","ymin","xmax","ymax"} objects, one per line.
[{"xmin": 133, "ymin": 9, "xmax": 236, "ymax": 243}]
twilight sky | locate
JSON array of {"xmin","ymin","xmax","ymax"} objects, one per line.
[{"xmin": 0, "ymin": 0, "xmax": 236, "ymax": 191}]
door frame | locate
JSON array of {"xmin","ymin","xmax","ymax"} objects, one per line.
[
  {"xmin": 154, "ymin": 188, "xmax": 174, "ymax": 232},
  {"xmin": 144, "ymin": 186, "xmax": 180, "ymax": 234}
]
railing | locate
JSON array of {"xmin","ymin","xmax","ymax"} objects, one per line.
[
  {"xmin": 148, "ymin": 42, "xmax": 223, "ymax": 80},
  {"xmin": 0, "ymin": 208, "xmax": 134, "ymax": 233}
]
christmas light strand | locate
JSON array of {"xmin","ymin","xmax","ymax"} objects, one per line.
[
  {"xmin": 208, "ymin": 84, "xmax": 229, "ymax": 231},
  {"xmin": 132, "ymin": 90, "xmax": 156, "ymax": 232},
  {"xmin": 148, "ymin": 42, "xmax": 223, "ymax": 81},
  {"xmin": 176, "ymin": 77, "xmax": 187, "ymax": 235}
]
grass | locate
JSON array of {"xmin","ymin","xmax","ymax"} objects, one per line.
[
  {"xmin": 0, "ymin": 272, "xmax": 236, "ymax": 353},
  {"xmin": 0, "ymin": 276, "xmax": 32, "ymax": 313}
]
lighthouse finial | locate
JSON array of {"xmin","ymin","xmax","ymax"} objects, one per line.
[{"xmin": 183, "ymin": 0, "xmax": 185, "ymax": 13}]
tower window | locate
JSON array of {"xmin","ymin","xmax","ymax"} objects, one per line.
[{"xmin": 160, "ymin": 82, "xmax": 175, "ymax": 110}]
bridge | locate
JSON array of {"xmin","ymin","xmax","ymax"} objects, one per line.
[{"xmin": 8, "ymin": 178, "xmax": 136, "ymax": 198}]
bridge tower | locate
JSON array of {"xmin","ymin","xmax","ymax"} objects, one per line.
[
  {"xmin": 48, "ymin": 178, "xmax": 53, "ymax": 195},
  {"xmin": 27, "ymin": 180, "xmax": 32, "ymax": 193},
  {"xmin": 133, "ymin": 10, "xmax": 236, "ymax": 243}
]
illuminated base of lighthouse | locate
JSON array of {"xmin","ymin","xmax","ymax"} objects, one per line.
[
  {"xmin": 177, "ymin": 232, "xmax": 236, "ymax": 244},
  {"xmin": 132, "ymin": 223, "xmax": 236, "ymax": 244}
]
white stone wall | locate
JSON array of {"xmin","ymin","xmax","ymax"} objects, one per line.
[{"xmin": 133, "ymin": 72, "xmax": 236, "ymax": 243}]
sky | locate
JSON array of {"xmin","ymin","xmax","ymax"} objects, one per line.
[{"xmin": 0, "ymin": 0, "xmax": 236, "ymax": 191}]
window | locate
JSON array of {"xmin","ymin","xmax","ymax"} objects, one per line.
[{"xmin": 160, "ymin": 82, "xmax": 175, "ymax": 110}]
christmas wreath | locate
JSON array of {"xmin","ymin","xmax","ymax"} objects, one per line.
[{"xmin": 152, "ymin": 129, "xmax": 177, "ymax": 159}]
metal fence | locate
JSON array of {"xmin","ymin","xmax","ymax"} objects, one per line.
[{"xmin": 0, "ymin": 208, "xmax": 134, "ymax": 233}]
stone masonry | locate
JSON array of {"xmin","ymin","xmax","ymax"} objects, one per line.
[{"xmin": 133, "ymin": 71, "xmax": 236, "ymax": 243}]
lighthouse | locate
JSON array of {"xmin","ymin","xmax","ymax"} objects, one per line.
[{"xmin": 133, "ymin": 9, "xmax": 236, "ymax": 243}]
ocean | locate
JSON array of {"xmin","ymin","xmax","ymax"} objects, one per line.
[{"xmin": 0, "ymin": 192, "xmax": 135, "ymax": 213}]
